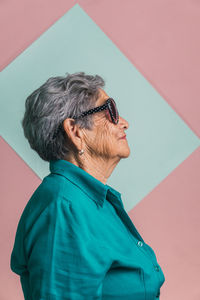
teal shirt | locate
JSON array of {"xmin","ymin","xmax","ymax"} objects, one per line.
[{"xmin": 10, "ymin": 159, "xmax": 165, "ymax": 300}]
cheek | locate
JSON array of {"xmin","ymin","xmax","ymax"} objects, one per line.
[
  {"xmin": 105, "ymin": 110, "xmax": 112, "ymax": 123},
  {"xmin": 91, "ymin": 122, "xmax": 115, "ymax": 156},
  {"xmin": 96, "ymin": 122, "xmax": 110, "ymax": 145},
  {"xmin": 98, "ymin": 124, "xmax": 117, "ymax": 153}
]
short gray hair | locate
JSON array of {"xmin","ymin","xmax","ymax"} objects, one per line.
[{"xmin": 22, "ymin": 72, "xmax": 105, "ymax": 162}]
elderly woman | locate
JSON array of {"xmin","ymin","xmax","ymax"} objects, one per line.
[{"xmin": 10, "ymin": 72, "xmax": 165, "ymax": 300}]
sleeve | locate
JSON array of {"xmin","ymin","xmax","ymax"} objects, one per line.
[{"xmin": 24, "ymin": 197, "xmax": 111, "ymax": 300}]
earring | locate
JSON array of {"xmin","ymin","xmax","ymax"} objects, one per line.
[{"xmin": 79, "ymin": 149, "xmax": 84, "ymax": 155}]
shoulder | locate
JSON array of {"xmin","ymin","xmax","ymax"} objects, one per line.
[
  {"xmin": 27, "ymin": 172, "xmax": 85, "ymax": 207},
  {"xmin": 17, "ymin": 172, "xmax": 96, "ymax": 233}
]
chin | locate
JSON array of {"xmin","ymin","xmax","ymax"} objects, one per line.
[
  {"xmin": 118, "ymin": 147, "xmax": 131, "ymax": 158},
  {"xmin": 122, "ymin": 151, "xmax": 130, "ymax": 158}
]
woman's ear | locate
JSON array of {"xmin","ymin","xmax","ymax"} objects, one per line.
[{"xmin": 63, "ymin": 118, "xmax": 83, "ymax": 150}]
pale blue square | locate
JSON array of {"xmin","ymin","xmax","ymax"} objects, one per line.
[{"xmin": 0, "ymin": 4, "xmax": 199, "ymax": 211}]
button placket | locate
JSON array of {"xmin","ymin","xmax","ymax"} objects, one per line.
[
  {"xmin": 106, "ymin": 192, "xmax": 145, "ymax": 242},
  {"xmin": 106, "ymin": 190, "xmax": 163, "ymax": 278}
]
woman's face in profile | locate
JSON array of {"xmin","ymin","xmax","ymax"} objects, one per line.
[{"xmin": 82, "ymin": 88, "xmax": 130, "ymax": 161}]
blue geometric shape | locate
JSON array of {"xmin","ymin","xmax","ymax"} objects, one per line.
[{"xmin": 0, "ymin": 4, "xmax": 199, "ymax": 211}]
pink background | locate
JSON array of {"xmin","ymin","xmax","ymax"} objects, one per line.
[{"xmin": 1, "ymin": 1, "xmax": 200, "ymax": 299}]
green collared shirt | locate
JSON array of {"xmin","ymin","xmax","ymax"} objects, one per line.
[{"xmin": 10, "ymin": 159, "xmax": 165, "ymax": 300}]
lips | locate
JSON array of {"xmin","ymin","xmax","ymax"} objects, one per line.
[{"xmin": 119, "ymin": 135, "xmax": 126, "ymax": 139}]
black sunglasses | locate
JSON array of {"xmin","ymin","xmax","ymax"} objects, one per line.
[
  {"xmin": 52, "ymin": 98, "xmax": 119, "ymax": 139},
  {"xmin": 72, "ymin": 98, "xmax": 119, "ymax": 124}
]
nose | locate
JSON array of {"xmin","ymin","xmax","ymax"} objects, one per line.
[{"xmin": 118, "ymin": 115, "xmax": 129, "ymax": 130}]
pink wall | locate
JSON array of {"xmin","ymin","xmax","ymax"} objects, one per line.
[{"xmin": 1, "ymin": 1, "xmax": 200, "ymax": 299}]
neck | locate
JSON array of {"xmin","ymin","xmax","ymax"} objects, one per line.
[{"xmin": 67, "ymin": 152, "xmax": 120, "ymax": 185}]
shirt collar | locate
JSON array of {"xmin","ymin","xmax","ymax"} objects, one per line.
[{"xmin": 49, "ymin": 159, "xmax": 122, "ymax": 208}]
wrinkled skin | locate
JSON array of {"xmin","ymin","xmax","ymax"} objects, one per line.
[{"xmin": 63, "ymin": 88, "xmax": 130, "ymax": 184}]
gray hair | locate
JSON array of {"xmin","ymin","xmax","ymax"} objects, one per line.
[{"xmin": 22, "ymin": 72, "xmax": 105, "ymax": 162}]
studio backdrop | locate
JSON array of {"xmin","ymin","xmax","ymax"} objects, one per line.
[{"xmin": 0, "ymin": 1, "xmax": 200, "ymax": 300}]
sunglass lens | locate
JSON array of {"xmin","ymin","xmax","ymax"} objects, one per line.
[{"xmin": 110, "ymin": 98, "xmax": 119, "ymax": 124}]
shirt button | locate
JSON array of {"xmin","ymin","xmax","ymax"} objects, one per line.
[
  {"xmin": 154, "ymin": 265, "xmax": 160, "ymax": 272},
  {"xmin": 137, "ymin": 241, "xmax": 143, "ymax": 247}
]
